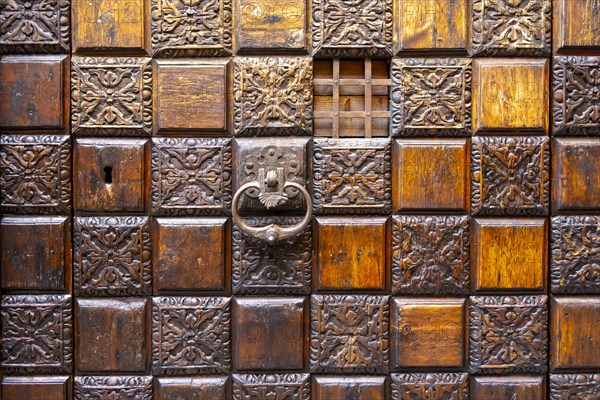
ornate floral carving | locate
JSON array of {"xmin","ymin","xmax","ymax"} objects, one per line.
[
  {"xmin": 150, "ymin": 0, "xmax": 232, "ymax": 57},
  {"xmin": 233, "ymin": 57, "xmax": 313, "ymax": 136},
  {"xmin": 391, "ymin": 58, "xmax": 472, "ymax": 136},
  {"xmin": 310, "ymin": 295, "xmax": 389, "ymax": 373},
  {"xmin": 471, "ymin": 136, "xmax": 550, "ymax": 216},
  {"xmin": 152, "ymin": 296, "xmax": 231, "ymax": 375},
  {"xmin": 0, "ymin": 135, "xmax": 70, "ymax": 214},
  {"xmin": 232, "ymin": 374, "xmax": 310, "ymax": 400},
  {"xmin": 74, "ymin": 216, "xmax": 151, "ymax": 296},
  {"xmin": 551, "ymin": 216, "xmax": 600, "ymax": 294},
  {"xmin": 1, "ymin": 294, "xmax": 72, "ymax": 373},
  {"xmin": 469, "ymin": 296, "xmax": 548, "ymax": 374},
  {"xmin": 550, "ymin": 374, "xmax": 600, "ymax": 400},
  {"xmin": 0, "ymin": 0, "xmax": 70, "ymax": 53},
  {"xmin": 392, "ymin": 215, "xmax": 470, "ymax": 295},
  {"xmin": 553, "ymin": 56, "xmax": 600, "ymax": 136},
  {"xmin": 472, "ymin": 0, "xmax": 551, "ymax": 56},
  {"xmin": 391, "ymin": 373, "xmax": 469, "ymax": 400},
  {"xmin": 151, "ymin": 138, "xmax": 232, "ymax": 216},
  {"xmin": 312, "ymin": 0, "xmax": 393, "ymax": 57},
  {"xmin": 313, "ymin": 138, "xmax": 391, "ymax": 214},
  {"xmin": 71, "ymin": 57, "xmax": 152, "ymax": 135},
  {"xmin": 232, "ymin": 217, "xmax": 312, "ymax": 295},
  {"xmin": 74, "ymin": 376, "xmax": 153, "ymax": 399}
]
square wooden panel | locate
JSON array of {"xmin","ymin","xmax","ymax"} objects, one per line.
[
  {"xmin": 551, "ymin": 296, "xmax": 600, "ymax": 371},
  {"xmin": 392, "ymin": 215, "xmax": 470, "ymax": 295},
  {"xmin": 0, "ymin": 0, "xmax": 70, "ymax": 53},
  {"xmin": 233, "ymin": 297, "xmax": 305, "ymax": 371},
  {"xmin": 151, "ymin": 0, "xmax": 232, "ymax": 57},
  {"xmin": 550, "ymin": 374, "xmax": 600, "ymax": 399},
  {"xmin": 153, "ymin": 218, "xmax": 229, "ymax": 294},
  {"xmin": 152, "ymin": 297, "xmax": 230, "ymax": 375},
  {"xmin": 392, "ymin": 138, "xmax": 469, "ymax": 212},
  {"xmin": 473, "ymin": 58, "xmax": 549, "ymax": 134},
  {"xmin": 156, "ymin": 376, "xmax": 230, "ymax": 400},
  {"xmin": 472, "ymin": 376, "xmax": 546, "ymax": 400},
  {"xmin": 1, "ymin": 295, "xmax": 72, "ymax": 373},
  {"xmin": 471, "ymin": 136, "xmax": 550, "ymax": 216},
  {"xmin": 553, "ymin": 0, "xmax": 600, "ymax": 54},
  {"xmin": 1, "ymin": 216, "xmax": 71, "ymax": 292},
  {"xmin": 391, "ymin": 298, "xmax": 466, "ymax": 369},
  {"xmin": 75, "ymin": 298, "xmax": 149, "ymax": 373},
  {"xmin": 153, "ymin": 59, "xmax": 229, "ymax": 134},
  {"xmin": 391, "ymin": 58, "xmax": 472, "ymax": 136},
  {"xmin": 472, "ymin": 218, "xmax": 548, "ymax": 292},
  {"xmin": 74, "ymin": 138, "xmax": 149, "ymax": 213},
  {"xmin": 391, "ymin": 373, "xmax": 468, "ymax": 399},
  {"xmin": 0, "ymin": 55, "xmax": 69, "ymax": 131},
  {"xmin": 311, "ymin": 0, "xmax": 393, "ymax": 57},
  {"xmin": 151, "ymin": 138, "xmax": 231, "ymax": 215},
  {"xmin": 72, "ymin": 0, "xmax": 150, "ymax": 53},
  {"xmin": 551, "ymin": 216, "xmax": 600, "ymax": 294},
  {"xmin": 233, "ymin": 57, "xmax": 312, "ymax": 136},
  {"xmin": 469, "ymin": 295, "xmax": 548, "ymax": 374},
  {"xmin": 0, "ymin": 135, "xmax": 71, "ymax": 214},
  {"xmin": 235, "ymin": 0, "xmax": 307, "ymax": 53},
  {"xmin": 74, "ymin": 376, "xmax": 152, "ymax": 399},
  {"xmin": 2, "ymin": 376, "xmax": 72, "ymax": 400},
  {"xmin": 553, "ymin": 56, "xmax": 600, "ymax": 136},
  {"xmin": 71, "ymin": 57, "xmax": 152, "ymax": 136},
  {"xmin": 232, "ymin": 217, "xmax": 312, "ymax": 295},
  {"xmin": 310, "ymin": 295, "xmax": 389, "ymax": 373},
  {"xmin": 313, "ymin": 138, "xmax": 391, "ymax": 214},
  {"xmin": 395, "ymin": 0, "xmax": 469, "ymax": 53},
  {"xmin": 312, "ymin": 376, "xmax": 386, "ymax": 400},
  {"xmin": 314, "ymin": 59, "xmax": 390, "ymax": 138},
  {"xmin": 73, "ymin": 216, "xmax": 151, "ymax": 296},
  {"xmin": 233, "ymin": 374, "xmax": 310, "ymax": 400},
  {"xmin": 472, "ymin": 0, "xmax": 551, "ymax": 56},
  {"xmin": 553, "ymin": 138, "xmax": 600, "ymax": 213},
  {"xmin": 315, "ymin": 217, "xmax": 388, "ymax": 292}
]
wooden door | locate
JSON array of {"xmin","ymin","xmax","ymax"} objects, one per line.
[{"xmin": 0, "ymin": 0, "xmax": 599, "ymax": 399}]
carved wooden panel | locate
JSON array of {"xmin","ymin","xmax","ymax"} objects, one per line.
[
  {"xmin": 71, "ymin": 57, "xmax": 152, "ymax": 136},
  {"xmin": 151, "ymin": 0, "xmax": 232, "ymax": 57},
  {"xmin": 550, "ymin": 374, "xmax": 600, "ymax": 400},
  {"xmin": 1, "ymin": 294, "xmax": 72, "ymax": 373},
  {"xmin": 311, "ymin": 0, "xmax": 393, "ymax": 57},
  {"xmin": 156, "ymin": 376, "xmax": 230, "ymax": 400},
  {"xmin": 471, "ymin": 136, "xmax": 550, "ymax": 216},
  {"xmin": 233, "ymin": 56, "xmax": 313, "ymax": 136},
  {"xmin": 392, "ymin": 215, "xmax": 470, "ymax": 295},
  {"xmin": 0, "ymin": 135, "xmax": 71, "ymax": 214},
  {"xmin": 151, "ymin": 296, "xmax": 231, "ymax": 375},
  {"xmin": 0, "ymin": 55, "xmax": 69, "ymax": 131},
  {"xmin": 469, "ymin": 296, "xmax": 548, "ymax": 374},
  {"xmin": 310, "ymin": 295, "xmax": 389, "ymax": 373},
  {"xmin": 73, "ymin": 216, "xmax": 151, "ymax": 296},
  {"xmin": 391, "ymin": 58, "xmax": 472, "ymax": 136},
  {"xmin": 551, "ymin": 216, "xmax": 600, "ymax": 294},
  {"xmin": 471, "ymin": 375, "xmax": 547, "ymax": 400},
  {"xmin": 232, "ymin": 217, "xmax": 312, "ymax": 295},
  {"xmin": 553, "ymin": 0, "xmax": 600, "ymax": 54},
  {"xmin": 2, "ymin": 376, "xmax": 72, "ymax": 400},
  {"xmin": 1, "ymin": 216, "xmax": 71, "ymax": 292},
  {"xmin": 312, "ymin": 376, "xmax": 386, "ymax": 400},
  {"xmin": 391, "ymin": 373, "xmax": 468, "ymax": 400},
  {"xmin": 232, "ymin": 374, "xmax": 310, "ymax": 400},
  {"xmin": 151, "ymin": 138, "xmax": 231, "ymax": 215},
  {"xmin": 73, "ymin": 376, "xmax": 152, "ymax": 399},
  {"xmin": 395, "ymin": 0, "xmax": 469, "ymax": 53}
]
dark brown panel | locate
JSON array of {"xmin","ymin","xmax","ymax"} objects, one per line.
[
  {"xmin": 313, "ymin": 375, "xmax": 386, "ymax": 400},
  {"xmin": 391, "ymin": 373, "xmax": 468, "ymax": 399},
  {"xmin": 73, "ymin": 376, "xmax": 152, "ymax": 399},
  {"xmin": 2, "ymin": 376, "xmax": 72, "ymax": 400},
  {"xmin": 550, "ymin": 374, "xmax": 600, "ymax": 399},
  {"xmin": 155, "ymin": 376, "xmax": 230, "ymax": 400},
  {"xmin": 471, "ymin": 375, "xmax": 547, "ymax": 400},
  {"xmin": 232, "ymin": 374, "xmax": 310, "ymax": 400}
]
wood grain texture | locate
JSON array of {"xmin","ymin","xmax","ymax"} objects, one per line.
[
  {"xmin": 472, "ymin": 218, "xmax": 547, "ymax": 292},
  {"xmin": 315, "ymin": 217, "xmax": 388, "ymax": 291},
  {"xmin": 471, "ymin": 375, "xmax": 546, "ymax": 400},
  {"xmin": 473, "ymin": 58, "xmax": 549, "ymax": 133},
  {"xmin": 391, "ymin": 298, "xmax": 466, "ymax": 369},
  {"xmin": 551, "ymin": 296, "xmax": 600, "ymax": 371},
  {"xmin": 155, "ymin": 376, "xmax": 229, "ymax": 400},
  {"xmin": 313, "ymin": 376, "xmax": 386, "ymax": 400},
  {"xmin": 393, "ymin": 138, "xmax": 469, "ymax": 212},
  {"xmin": 2, "ymin": 376, "xmax": 71, "ymax": 400},
  {"xmin": 553, "ymin": 0, "xmax": 600, "ymax": 54}
]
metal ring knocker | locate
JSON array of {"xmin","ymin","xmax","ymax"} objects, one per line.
[{"xmin": 232, "ymin": 181, "xmax": 313, "ymax": 245}]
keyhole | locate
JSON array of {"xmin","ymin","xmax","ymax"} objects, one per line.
[{"xmin": 103, "ymin": 166, "xmax": 113, "ymax": 184}]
